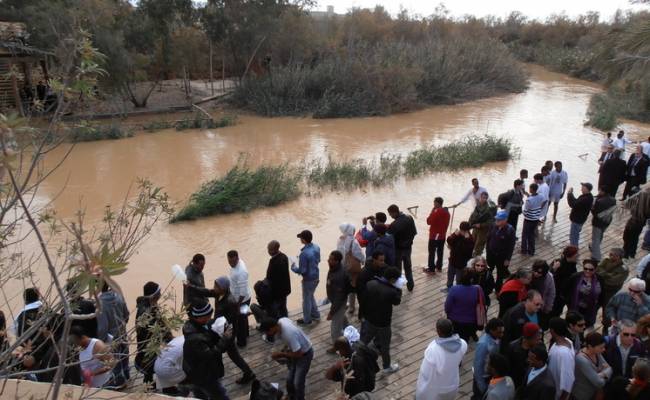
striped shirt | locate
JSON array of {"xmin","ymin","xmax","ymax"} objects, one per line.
[{"xmin": 523, "ymin": 194, "xmax": 546, "ymax": 221}]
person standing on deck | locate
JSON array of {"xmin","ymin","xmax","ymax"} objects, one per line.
[
  {"xmin": 292, "ymin": 230, "xmax": 321, "ymax": 326},
  {"xmin": 521, "ymin": 183, "xmax": 545, "ymax": 256},
  {"xmin": 184, "ymin": 254, "xmax": 216, "ymax": 307},
  {"xmin": 533, "ymin": 174, "xmax": 550, "ymax": 223},
  {"xmin": 499, "ymin": 179, "xmax": 525, "ymax": 233},
  {"xmin": 469, "ymin": 192, "xmax": 495, "ymax": 257},
  {"xmin": 623, "ymin": 145, "xmax": 650, "ymax": 200},
  {"xmin": 548, "ymin": 161, "xmax": 568, "ymax": 223},
  {"xmin": 265, "ymin": 240, "xmax": 291, "ymax": 318},
  {"xmin": 614, "ymin": 130, "xmax": 632, "ymax": 159},
  {"xmin": 415, "ymin": 318, "xmax": 468, "ymax": 400},
  {"xmin": 444, "ymin": 222, "xmax": 475, "ymax": 291},
  {"xmin": 472, "ymin": 318, "xmax": 505, "ymax": 400},
  {"xmin": 590, "ymin": 187, "xmax": 617, "ymax": 262},
  {"xmin": 387, "ymin": 204, "xmax": 417, "ymax": 292},
  {"xmin": 548, "ymin": 318, "xmax": 575, "ymax": 400},
  {"xmin": 336, "ymin": 223, "xmax": 365, "ymax": 315},
  {"xmin": 227, "ymin": 250, "xmax": 252, "ymax": 347},
  {"xmin": 360, "ymin": 266, "xmax": 402, "ymax": 374},
  {"xmin": 452, "ymin": 178, "xmax": 488, "ymax": 208},
  {"xmin": 566, "ymin": 183, "xmax": 594, "ymax": 247},
  {"xmin": 325, "ymin": 250, "xmax": 351, "ymax": 354},
  {"xmin": 599, "ymin": 149, "xmax": 627, "ymax": 197},
  {"xmin": 425, "ymin": 197, "xmax": 451, "ymax": 275},
  {"xmin": 486, "ymin": 210, "xmax": 516, "ymax": 292}
]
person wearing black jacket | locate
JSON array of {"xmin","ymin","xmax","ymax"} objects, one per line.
[
  {"xmin": 590, "ymin": 188, "xmax": 616, "ymax": 262},
  {"xmin": 184, "ymin": 254, "xmax": 216, "ymax": 307},
  {"xmin": 326, "ymin": 336, "xmax": 379, "ymax": 396},
  {"xmin": 135, "ymin": 282, "xmax": 173, "ymax": 385},
  {"xmin": 623, "ymin": 145, "xmax": 650, "ymax": 200},
  {"xmin": 486, "ymin": 211, "xmax": 516, "ymax": 292},
  {"xmin": 213, "ymin": 277, "xmax": 255, "ymax": 385},
  {"xmin": 598, "ymin": 149, "xmax": 626, "ymax": 197},
  {"xmin": 356, "ymin": 251, "xmax": 388, "ymax": 320},
  {"xmin": 266, "ymin": 240, "xmax": 291, "ymax": 318},
  {"xmin": 360, "ymin": 267, "xmax": 402, "ymax": 374},
  {"xmin": 326, "ymin": 251, "xmax": 352, "ymax": 352},
  {"xmin": 502, "ymin": 290, "xmax": 543, "ymax": 347},
  {"xmin": 567, "ymin": 183, "xmax": 594, "ymax": 247},
  {"xmin": 516, "ymin": 345, "xmax": 556, "ymax": 400},
  {"xmin": 387, "ymin": 204, "xmax": 417, "ymax": 291},
  {"xmin": 182, "ymin": 302, "xmax": 231, "ymax": 400}
]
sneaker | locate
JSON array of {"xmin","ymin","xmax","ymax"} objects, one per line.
[
  {"xmin": 296, "ymin": 319, "xmax": 312, "ymax": 326},
  {"xmin": 236, "ymin": 373, "xmax": 256, "ymax": 385},
  {"xmin": 383, "ymin": 363, "xmax": 399, "ymax": 374},
  {"xmin": 262, "ymin": 333, "xmax": 274, "ymax": 344}
]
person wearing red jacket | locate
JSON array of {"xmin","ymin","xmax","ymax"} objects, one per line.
[{"xmin": 425, "ymin": 197, "xmax": 451, "ymax": 274}]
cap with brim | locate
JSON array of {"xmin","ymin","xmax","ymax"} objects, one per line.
[
  {"xmin": 297, "ymin": 230, "xmax": 312, "ymax": 242},
  {"xmin": 581, "ymin": 182, "xmax": 593, "ymax": 191},
  {"xmin": 495, "ymin": 210, "xmax": 508, "ymax": 220}
]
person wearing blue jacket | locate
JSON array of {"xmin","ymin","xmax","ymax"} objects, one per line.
[
  {"xmin": 472, "ymin": 318, "xmax": 505, "ymax": 400},
  {"xmin": 292, "ymin": 230, "xmax": 321, "ymax": 325}
]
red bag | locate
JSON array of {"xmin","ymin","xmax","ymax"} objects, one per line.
[{"xmin": 355, "ymin": 229, "xmax": 368, "ymax": 247}]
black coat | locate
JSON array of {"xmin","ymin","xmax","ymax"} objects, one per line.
[
  {"xmin": 591, "ymin": 194, "xmax": 617, "ymax": 229},
  {"xmin": 135, "ymin": 297, "xmax": 173, "ymax": 371},
  {"xmin": 363, "ymin": 278, "xmax": 401, "ymax": 327},
  {"xmin": 567, "ymin": 192, "xmax": 594, "ymax": 224},
  {"xmin": 387, "ymin": 212, "xmax": 417, "ymax": 249},
  {"xmin": 182, "ymin": 319, "xmax": 228, "ymax": 383},
  {"xmin": 515, "ymin": 367, "xmax": 556, "ymax": 400},
  {"xmin": 604, "ymin": 335, "xmax": 647, "ymax": 379},
  {"xmin": 502, "ymin": 303, "xmax": 535, "ymax": 348},
  {"xmin": 266, "ymin": 252, "xmax": 291, "ymax": 300},
  {"xmin": 598, "ymin": 157, "xmax": 626, "ymax": 193},
  {"xmin": 333, "ymin": 343, "xmax": 380, "ymax": 396},
  {"xmin": 356, "ymin": 262, "xmax": 387, "ymax": 320},
  {"xmin": 470, "ymin": 269, "xmax": 495, "ymax": 308},
  {"xmin": 626, "ymin": 153, "xmax": 650, "ymax": 183}
]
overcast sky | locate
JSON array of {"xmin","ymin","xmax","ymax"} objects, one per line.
[{"xmin": 311, "ymin": 0, "xmax": 646, "ymax": 20}]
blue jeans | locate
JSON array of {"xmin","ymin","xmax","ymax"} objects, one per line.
[
  {"xmin": 591, "ymin": 226, "xmax": 604, "ymax": 261},
  {"xmin": 569, "ymin": 222, "xmax": 583, "ymax": 246},
  {"xmin": 287, "ymin": 348, "xmax": 313, "ymax": 400},
  {"xmin": 301, "ymin": 280, "xmax": 320, "ymax": 323}
]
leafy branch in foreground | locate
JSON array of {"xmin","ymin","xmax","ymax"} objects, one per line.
[{"xmin": 173, "ymin": 135, "xmax": 515, "ymax": 221}]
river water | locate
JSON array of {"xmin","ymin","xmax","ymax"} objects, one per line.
[{"xmin": 9, "ymin": 65, "xmax": 650, "ymax": 316}]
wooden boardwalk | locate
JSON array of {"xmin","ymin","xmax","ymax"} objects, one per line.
[{"xmin": 222, "ymin": 205, "xmax": 646, "ymax": 400}]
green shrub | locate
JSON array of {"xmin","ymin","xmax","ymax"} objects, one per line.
[
  {"xmin": 587, "ymin": 93, "xmax": 618, "ymax": 131},
  {"xmin": 231, "ymin": 39, "xmax": 528, "ymax": 118},
  {"xmin": 172, "ymin": 161, "xmax": 301, "ymax": 222},
  {"xmin": 67, "ymin": 121, "xmax": 133, "ymax": 142},
  {"xmin": 174, "ymin": 136, "xmax": 515, "ymax": 220}
]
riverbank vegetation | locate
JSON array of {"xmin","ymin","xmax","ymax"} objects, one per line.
[
  {"xmin": 4, "ymin": 2, "xmax": 649, "ymax": 126},
  {"xmin": 173, "ymin": 136, "xmax": 513, "ymax": 221}
]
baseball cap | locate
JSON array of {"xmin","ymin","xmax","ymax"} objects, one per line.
[
  {"xmin": 581, "ymin": 182, "xmax": 593, "ymax": 191},
  {"xmin": 297, "ymin": 230, "xmax": 313, "ymax": 242},
  {"xmin": 495, "ymin": 210, "xmax": 508, "ymax": 221}
]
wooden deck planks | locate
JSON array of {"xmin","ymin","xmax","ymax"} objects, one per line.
[{"xmin": 223, "ymin": 206, "xmax": 644, "ymax": 400}]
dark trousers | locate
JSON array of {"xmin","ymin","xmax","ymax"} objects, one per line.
[
  {"xmin": 225, "ymin": 339, "xmax": 253, "ymax": 376},
  {"xmin": 623, "ymin": 176, "xmax": 643, "ymax": 199},
  {"xmin": 271, "ymin": 297, "xmax": 288, "ymax": 318},
  {"xmin": 395, "ymin": 247, "xmax": 413, "ymax": 287},
  {"xmin": 451, "ymin": 320, "xmax": 477, "ymax": 342},
  {"xmin": 507, "ymin": 211, "xmax": 520, "ymax": 233},
  {"xmin": 235, "ymin": 299, "xmax": 250, "ymax": 347},
  {"xmin": 192, "ymin": 381, "xmax": 229, "ymax": 400},
  {"xmin": 623, "ymin": 217, "xmax": 645, "ymax": 259},
  {"xmin": 521, "ymin": 219, "xmax": 537, "ymax": 256},
  {"xmin": 287, "ymin": 348, "xmax": 313, "ymax": 400},
  {"xmin": 427, "ymin": 239, "xmax": 445, "ymax": 271},
  {"xmin": 361, "ymin": 320, "xmax": 392, "ymax": 369},
  {"xmin": 446, "ymin": 265, "xmax": 463, "ymax": 288},
  {"xmin": 486, "ymin": 253, "xmax": 509, "ymax": 293}
]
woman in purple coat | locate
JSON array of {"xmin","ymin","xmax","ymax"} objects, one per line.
[
  {"xmin": 445, "ymin": 268, "xmax": 484, "ymax": 342},
  {"xmin": 566, "ymin": 259, "xmax": 605, "ymax": 328}
]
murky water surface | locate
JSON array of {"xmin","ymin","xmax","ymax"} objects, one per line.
[{"xmin": 7, "ymin": 66, "xmax": 650, "ymax": 316}]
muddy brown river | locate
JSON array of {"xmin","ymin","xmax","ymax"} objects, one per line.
[{"xmin": 6, "ymin": 65, "xmax": 650, "ymax": 318}]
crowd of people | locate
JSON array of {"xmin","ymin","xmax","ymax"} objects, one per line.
[{"xmin": 2, "ymin": 130, "xmax": 650, "ymax": 400}]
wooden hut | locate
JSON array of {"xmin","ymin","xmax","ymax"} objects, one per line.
[{"xmin": 0, "ymin": 22, "xmax": 53, "ymax": 116}]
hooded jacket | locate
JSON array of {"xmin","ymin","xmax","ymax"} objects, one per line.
[
  {"xmin": 97, "ymin": 291, "xmax": 129, "ymax": 342},
  {"xmin": 182, "ymin": 319, "xmax": 228, "ymax": 384},
  {"xmin": 135, "ymin": 296, "xmax": 173, "ymax": 370},
  {"xmin": 416, "ymin": 334, "xmax": 468, "ymax": 400}
]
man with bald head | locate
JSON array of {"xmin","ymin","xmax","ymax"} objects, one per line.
[{"xmin": 266, "ymin": 240, "xmax": 291, "ymax": 318}]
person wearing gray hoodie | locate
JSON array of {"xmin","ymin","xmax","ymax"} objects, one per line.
[
  {"xmin": 415, "ymin": 319, "xmax": 468, "ymax": 400},
  {"xmin": 97, "ymin": 283, "xmax": 130, "ymax": 382}
]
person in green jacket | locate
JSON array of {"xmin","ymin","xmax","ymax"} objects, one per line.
[
  {"xmin": 469, "ymin": 192, "xmax": 496, "ymax": 257},
  {"xmin": 596, "ymin": 248, "xmax": 629, "ymax": 333}
]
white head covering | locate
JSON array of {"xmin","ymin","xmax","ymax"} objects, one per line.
[
  {"xmin": 629, "ymin": 277, "xmax": 646, "ymax": 292},
  {"xmin": 343, "ymin": 325, "xmax": 360, "ymax": 344},
  {"xmin": 336, "ymin": 222, "xmax": 365, "ymax": 263}
]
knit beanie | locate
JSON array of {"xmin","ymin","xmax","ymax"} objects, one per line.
[{"xmin": 190, "ymin": 301, "xmax": 213, "ymax": 318}]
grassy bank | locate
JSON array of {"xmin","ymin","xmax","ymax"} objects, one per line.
[
  {"xmin": 231, "ymin": 39, "xmax": 528, "ymax": 118},
  {"xmin": 173, "ymin": 136, "xmax": 514, "ymax": 221},
  {"xmin": 142, "ymin": 114, "xmax": 237, "ymax": 132},
  {"xmin": 67, "ymin": 121, "xmax": 134, "ymax": 142}
]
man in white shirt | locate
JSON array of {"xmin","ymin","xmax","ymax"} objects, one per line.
[
  {"xmin": 228, "ymin": 250, "xmax": 252, "ymax": 347},
  {"xmin": 415, "ymin": 319, "xmax": 468, "ymax": 400},
  {"xmin": 614, "ymin": 130, "xmax": 632, "ymax": 159},
  {"xmin": 547, "ymin": 318, "xmax": 575, "ymax": 400},
  {"xmin": 452, "ymin": 178, "xmax": 487, "ymax": 208},
  {"xmin": 641, "ymin": 136, "xmax": 650, "ymax": 158}
]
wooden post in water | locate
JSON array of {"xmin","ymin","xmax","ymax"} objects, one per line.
[
  {"xmin": 222, "ymin": 54, "xmax": 226, "ymax": 93},
  {"xmin": 209, "ymin": 38, "xmax": 214, "ymax": 95}
]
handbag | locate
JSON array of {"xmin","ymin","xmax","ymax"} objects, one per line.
[
  {"xmin": 476, "ymin": 285, "xmax": 487, "ymax": 329},
  {"xmin": 344, "ymin": 241, "xmax": 362, "ymax": 287}
]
